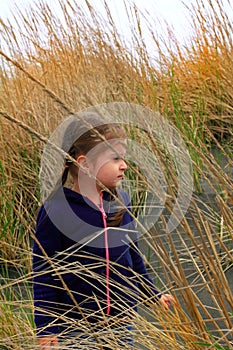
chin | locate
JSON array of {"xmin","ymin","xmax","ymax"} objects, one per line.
[{"xmin": 108, "ymin": 184, "xmax": 118, "ymax": 191}]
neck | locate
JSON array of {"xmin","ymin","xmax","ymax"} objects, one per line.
[{"xmin": 71, "ymin": 183, "xmax": 102, "ymax": 206}]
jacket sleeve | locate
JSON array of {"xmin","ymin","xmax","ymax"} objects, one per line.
[
  {"xmin": 33, "ymin": 205, "xmax": 62, "ymax": 336},
  {"xmin": 120, "ymin": 190, "xmax": 161, "ymax": 301},
  {"xmin": 130, "ymin": 239, "xmax": 161, "ymax": 301},
  {"xmin": 121, "ymin": 189, "xmax": 161, "ymax": 301}
]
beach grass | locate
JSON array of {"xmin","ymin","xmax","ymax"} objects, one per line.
[{"xmin": 0, "ymin": 0, "xmax": 232, "ymax": 348}]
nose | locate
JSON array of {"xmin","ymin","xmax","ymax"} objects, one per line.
[{"xmin": 120, "ymin": 159, "xmax": 127, "ymax": 171}]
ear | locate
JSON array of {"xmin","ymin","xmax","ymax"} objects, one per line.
[{"xmin": 76, "ymin": 155, "xmax": 88, "ymax": 171}]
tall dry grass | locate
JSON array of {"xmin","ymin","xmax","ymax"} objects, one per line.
[{"xmin": 0, "ymin": 0, "xmax": 232, "ymax": 349}]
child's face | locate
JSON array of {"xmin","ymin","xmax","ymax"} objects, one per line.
[{"xmin": 89, "ymin": 140, "xmax": 127, "ymax": 190}]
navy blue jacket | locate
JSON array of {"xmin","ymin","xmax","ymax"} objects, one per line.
[{"xmin": 33, "ymin": 187, "xmax": 160, "ymax": 336}]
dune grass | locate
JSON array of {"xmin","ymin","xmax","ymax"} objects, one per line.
[{"xmin": 0, "ymin": 0, "xmax": 232, "ymax": 348}]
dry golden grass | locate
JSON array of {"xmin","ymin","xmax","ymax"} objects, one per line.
[{"xmin": 0, "ymin": 0, "xmax": 232, "ymax": 349}]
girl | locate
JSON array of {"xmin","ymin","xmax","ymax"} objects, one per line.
[{"xmin": 33, "ymin": 113, "xmax": 175, "ymax": 349}]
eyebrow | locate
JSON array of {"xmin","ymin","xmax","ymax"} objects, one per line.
[
  {"xmin": 109, "ymin": 149, "xmax": 126, "ymax": 154},
  {"xmin": 109, "ymin": 152, "xmax": 127, "ymax": 159}
]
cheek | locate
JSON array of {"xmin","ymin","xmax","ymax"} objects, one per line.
[
  {"xmin": 87, "ymin": 158, "xmax": 100, "ymax": 175},
  {"xmin": 96, "ymin": 164, "xmax": 108, "ymax": 177},
  {"xmin": 96, "ymin": 164, "xmax": 115, "ymax": 182},
  {"xmin": 90, "ymin": 157, "xmax": 110, "ymax": 176}
]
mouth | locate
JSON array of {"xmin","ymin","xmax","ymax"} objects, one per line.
[{"xmin": 113, "ymin": 175, "xmax": 124, "ymax": 183}]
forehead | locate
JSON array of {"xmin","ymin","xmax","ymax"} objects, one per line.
[
  {"xmin": 87, "ymin": 138, "xmax": 127, "ymax": 159},
  {"xmin": 104, "ymin": 139, "xmax": 127, "ymax": 153}
]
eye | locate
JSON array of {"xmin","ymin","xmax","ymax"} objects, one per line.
[
  {"xmin": 110, "ymin": 150, "xmax": 126, "ymax": 161},
  {"xmin": 113, "ymin": 155, "xmax": 126, "ymax": 161}
]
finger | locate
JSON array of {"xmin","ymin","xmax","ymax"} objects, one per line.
[
  {"xmin": 52, "ymin": 338, "xmax": 59, "ymax": 346},
  {"xmin": 41, "ymin": 343, "xmax": 51, "ymax": 350},
  {"xmin": 168, "ymin": 296, "xmax": 178, "ymax": 306},
  {"xmin": 164, "ymin": 294, "xmax": 177, "ymax": 305},
  {"xmin": 39, "ymin": 339, "xmax": 52, "ymax": 350}
]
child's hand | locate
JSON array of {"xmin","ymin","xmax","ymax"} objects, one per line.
[
  {"xmin": 38, "ymin": 336, "xmax": 58, "ymax": 349},
  {"xmin": 159, "ymin": 294, "xmax": 177, "ymax": 310}
]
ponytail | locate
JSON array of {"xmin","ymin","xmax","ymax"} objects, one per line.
[{"xmin": 62, "ymin": 167, "xmax": 69, "ymax": 186}]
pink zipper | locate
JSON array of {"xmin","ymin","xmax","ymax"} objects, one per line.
[{"xmin": 99, "ymin": 193, "xmax": 111, "ymax": 315}]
